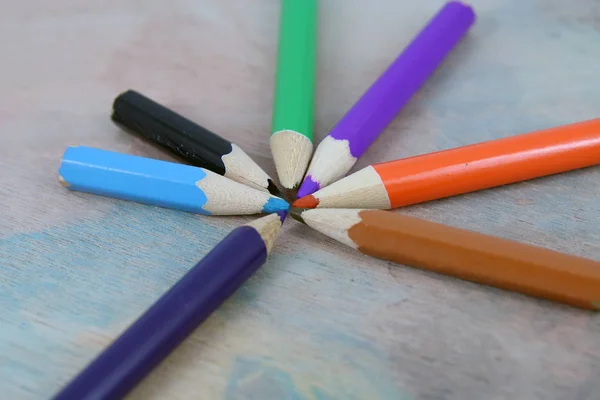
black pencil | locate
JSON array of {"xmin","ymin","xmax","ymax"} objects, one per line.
[{"xmin": 112, "ymin": 90, "xmax": 280, "ymax": 195}]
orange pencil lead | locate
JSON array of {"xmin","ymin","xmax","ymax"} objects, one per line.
[{"xmin": 292, "ymin": 195, "xmax": 319, "ymax": 209}]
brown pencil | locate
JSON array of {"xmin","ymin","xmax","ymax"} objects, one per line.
[{"xmin": 291, "ymin": 208, "xmax": 600, "ymax": 310}]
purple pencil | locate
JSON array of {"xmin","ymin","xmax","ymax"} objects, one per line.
[
  {"xmin": 296, "ymin": 1, "xmax": 476, "ymax": 198},
  {"xmin": 52, "ymin": 212, "xmax": 286, "ymax": 400}
]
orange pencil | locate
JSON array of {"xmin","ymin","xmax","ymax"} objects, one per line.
[{"xmin": 293, "ymin": 118, "xmax": 600, "ymax": 209}]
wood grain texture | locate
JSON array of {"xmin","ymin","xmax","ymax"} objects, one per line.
[{"xmin": 1, "ymin": 1, "xmax": 600, "ymax": 399}]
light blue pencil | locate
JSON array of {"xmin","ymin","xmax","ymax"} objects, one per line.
[{"xmin": 58, "ymin": 146, "xmax": 289, "ymax": 215}]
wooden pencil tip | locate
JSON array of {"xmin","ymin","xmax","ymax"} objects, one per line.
[
  {"xmin": 276, "ymin": 210, "xmax": 288, "ymax": 223},
  {"xmin": 296, "ymin": 176, "xmax": 320, "ymax": 199},
  {"xmin": 292, "ymin": 195, "xmax": 319, "ymax": 209},
  {"xmin": 279, "ymin": 187, "xmax": 299, "ymax": 204},
  {"xmin": 290, "ymin": 207, "xmax": 307, "ymax": 225}
]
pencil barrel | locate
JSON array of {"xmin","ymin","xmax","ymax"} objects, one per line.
[
  {"xmin": 328, "ymin": 1, "xmax": 475, "ymax": 156},
  {"xmin": 271, "ymin": 0, "xmax": 317, "ymax": 140},
  {"xmin": 58, "ymin": 146, "xmax": 287, "ymax": 215},
  {"xmin": 112, "ymin": 90, "xmax": 233, "ymax": 175},
  {"xmin": 376, "ymin": 118, "xmax": 600, "ymax": 208}
]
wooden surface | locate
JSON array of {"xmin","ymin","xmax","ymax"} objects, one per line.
[{"xmin": 1, "ymin": 1, "xmax": 600, "ymax": 399}]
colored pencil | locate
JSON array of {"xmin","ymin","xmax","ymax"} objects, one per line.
[
  {"xmin": 294, "ymin": 118, "xmax": 600, "ymax": 209},
  {"xmin": 52, "ymin": 212, "xmax": 286, "ymax": 400},
  {"xmin": 292, "ymin": 208, "xmax": 600, "ymax": 310},
  {"xmin": 270, "ymin": 0, "xmax": 318, "ymax": 190},
  {"xmin": 58, "ymin": 146, "xmax": 289, "ymax": 215},
  {"xmin": 112, "ymin": 90, "xmax": 281, "ymax": 196},
  {"xmin": 296, "ymin": 1, "xmax": 475, "ymax": 198}
]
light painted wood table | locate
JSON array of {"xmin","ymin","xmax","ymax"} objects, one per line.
[{"xmin": 1, "ymin": 1, "xmax": 600, "ymax": 399}]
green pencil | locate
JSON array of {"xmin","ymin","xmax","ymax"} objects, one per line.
[{"xmin": 270, "ymin": 0, "xmax": 318, "ymax": 190}]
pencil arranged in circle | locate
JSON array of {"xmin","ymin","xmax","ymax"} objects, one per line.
[
  {"xmin": 58, "ymin": 146, "xmax": 289, "ymax": 215},
  {"xmin": 270, "ymin": 0, "xmax": 318, "ymax": 191},
  {"xmin": 112, "ymin": 90, "xmax": 281, "ymax": 196},
  {"xmin": 51, "ymin": 212, "xmax": 286, "ymax": 400},
  {"xmin": 296, "ymin": 1, "xmax": 475, "ymax": 198},
  {"xmin": 294, "ymin": 118, "xmax": 600, "ymax": 209},
  {"xmin": 291, "ymin": 208, "xmax": 600, "ymax": 310}
]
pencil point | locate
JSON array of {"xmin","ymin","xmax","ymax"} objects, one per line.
[
  {"xmin": 245, "ymin": 213, "xmax": 286, "ymax": 254},
  {"xmin": 296, "ymin": 176, "xmax": 320, "ymax": 198},
  {"xmin": 270, "ymin": 130, "xmax": 313, "ymax": 190},
  {"xmin": 289, "ymin": 207, "xmax": 306, "ymax": 225},
  {"xmin": 276, "ymin": 210, "xmax": 288, "ymax": 223},
  {"xmin": 292, "ymin": 195, "xmax": 318, "ymax": 209},
  {"xmin": 262, "ymin": 197, "xmax": 290, "ymax": 214},
  {"xmin": 267, "ymin": 179, "xmax": 283, "ymax": 197}
]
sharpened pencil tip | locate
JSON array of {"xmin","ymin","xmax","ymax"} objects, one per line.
[
  {"xmin": 296, "ymin": 175, "xmax": 320, "ymax": 198},
  {"xmin": 278, "ymin": 187, "xmax": 298, "ymax": 204},
  {"xmin": 267, "ymin": 179, "xmax": 283, "ymax": 197},
  {"xmin": 290, "ymin": 207, "xmax": 307, "ymax": 225},
  {"xmin": 276, "ymin": 210, "xmax": 288, "ymax": 223},
  {"xmin": 292, "ymin": 195, "xmax": 318, "ymax": 209},
  {"xmin": 262, "ymin": 197, "xmax": 290, "ymax": 214}
]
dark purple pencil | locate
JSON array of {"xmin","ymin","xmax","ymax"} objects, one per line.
[
  {"xmin": 297, "ymin": 1, "xmax": 476, "ymax": 198},
  {"xmin": 52, "ymin": 212, "xmax": 286, "ymax": 400}
]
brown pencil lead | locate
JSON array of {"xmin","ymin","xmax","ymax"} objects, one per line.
[{"xmin": 279, "ymin": 186, "xmax": 299, "ymax": 203}]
